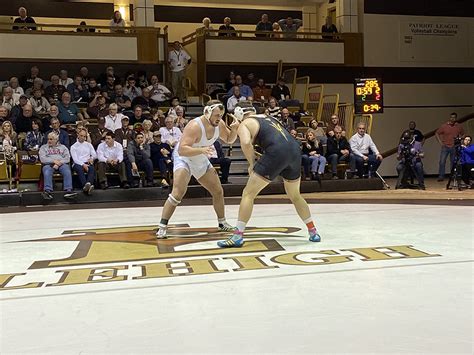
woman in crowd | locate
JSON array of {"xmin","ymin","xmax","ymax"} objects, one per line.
[
  {"xmin": 266, "ymin": 97, "xmax": 281, "ymax": 118},
  {"xmin": 110, "ymin": 11, "xmax": 125, "ymax": 32},
  {"xmin": 309, "ymin": 119, "xmax": 327, "ymax": 144},
  {"xmin": 302, "ymin": 129, "xmax": 326, "ymax": 181},
  {"xmin": 0, "ymin": 121, "xmax": 18, "ymax": 165},
  {"xmin": 174, "ymin": 105, "xmax": 188, "ymax": 131},
  {"xmin": 224, "ymin": 71, "xmax": 236, "ymax": 91},
  {"xmin": 24, "ymin": 119, "xmax": 44, "ymax": 151},
  {"xmin": 142, "ymin": 119, "xmax": 154, "ymax": 144}
]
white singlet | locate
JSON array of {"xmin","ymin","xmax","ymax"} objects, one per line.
[{"xmin": 173, "ymin": 116, "xmax": 220, "ymax": 178}]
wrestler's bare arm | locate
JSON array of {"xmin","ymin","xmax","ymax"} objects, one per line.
[
  {"xmin": 218, "ymin": 116, "xmax": 239, "ymax": 144},
  {"xmin": 238, "ymin": 120, "xmax": 256, "ymax": 170},
  {"xmin": 178, "ymin": 120, "xmax": 210, "ymax": 157}
]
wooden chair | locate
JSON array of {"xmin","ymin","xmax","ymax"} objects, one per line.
[
  {"xmin": 306, "ymin": 85, "xmax": 324, "ymax": 119},
  {"xmin": 281, "ymin": 68, "xmax": 297, "ymax": 98},
  {"xmin": 0, "ymin": 152, "xmax": 13, "ymax": 189},
  {"xmin": 319, "ymin": 94, "xmax": 340, "ymax": 125},
  {"xmin": 294, "ymin": 76, "xmax": 310, "ymax": 111},
  {"xmin": 15, "ymin": 151, "xmax": 42, "ymax": 190},
  {"xmin": 337, "ymin": 103, "xmax": 355, "ymax": 136}
]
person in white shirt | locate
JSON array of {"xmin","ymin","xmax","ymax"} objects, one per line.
[
  {"xmin": 96, "ymin": 131, "xmax": 129, "ymax": 189},
  {"xmin": 168, "ymin": 41, "xmax": 191, "ymax": 102},
  {"xmin": 159, "ymin": 116, "xmax": 183, "ymax": 149},
  {"xmin": 147, "ymin": 75, "xmax": 171, "ymax": 104},
  {"xmin": 70, "ymin": 128, "xmax": 97, "ymax": 195},
  {"xmin": 9, "ymin": 77, "xmax": 24, "ymax": 96},
  {"xmin": 349, "ymin": 122, "xmax": 383, "ymax": 178},
  {"xmin": 1, "ymin": 87, "xmax": 20, "ymax": 111},
  {"xmin": 226, "ymin": 86, "xmax": 246, "ymax": 113},
  {"xmin": 59, "ymin": 70, "xmax": 73, "ymax": 88},
  {"xmin": 104, "ymin": 103, "xmax": 126, "ymax": 132}
]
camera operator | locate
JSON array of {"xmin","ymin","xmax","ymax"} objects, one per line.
[
  {"xmin": 460, "ymin": 135, "xmax": 474, "ymax": 188},
  {"xmin": 396, "ymin": 130, "xmax": 425, "ymax": 190}
]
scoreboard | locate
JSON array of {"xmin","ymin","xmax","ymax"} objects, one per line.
[{"xmin": 354, "ymin": 78, "xmax": 383, "ymax": 114}]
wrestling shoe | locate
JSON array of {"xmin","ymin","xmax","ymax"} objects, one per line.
[
  {"xmin": 308, "ymin": 228, "xmax": 321, "ymax": 242},
  {"xmin": 217, "ymin": 232, "xmax": 244, "ymax": 248},
  {"xmin": 218, "ymin": 221, "xmax": 236, "ymax": 233},
  {"xmin": 155, "ymin": 224, "xmax": 168, "ymax": 239}
]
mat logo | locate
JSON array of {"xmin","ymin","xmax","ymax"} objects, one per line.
[{"xmin": 0, "ymin": 225, "xmax": 440, "ymax": 290}]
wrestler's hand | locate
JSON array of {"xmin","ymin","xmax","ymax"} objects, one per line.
[
  {"xmin": 201, "ymin": 146, "xmax": 214, "ymax": 156},
  {"xmin": 247, "ymin": 165, "xmax": 254, "ymax": 176},
  {"xmin": 228, "ymin": 114, "xmax": 240, "ymax": 130}
]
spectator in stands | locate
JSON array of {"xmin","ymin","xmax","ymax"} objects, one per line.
[
  {"xmin": 44, "ymin": 117, "xmax": 69, "ymax": 148},
  {"xmin": 123, "ymin": 76, "xmax": 142, "ymax": 102},
  {"xmin": 209, "ymin": 140, "xmax": 231, "ymax": 184},
  {"xmin": 349, "ymin": 122, "xmax": 383, "ymax": 178},
  {"xmin": 25, "ymin": 78, "xmax": 44, "ymax": 98},
  {"xmin": 321, "ymin": 16, "xmax": 338, "ymax": 40},
  {"xmin": 460, "ymin": 135, "xmax": 474, "ymax": 187},
  {"xmin": 200, "ymin": 17, "xmax": 215, "ymax": 35},
  {"xmin": 244, "ymin": 73, "xmax": 258, "ymax": 88},
  {"xmin": 137, "ymin": 71, "xmax": 149, "ymax": 89},
  {"xmin": 302, "ymin": 129, "xmax": 326, "ymax": 181},
  {"xmin": 90, "ymin": 118, "xmax": 110, "ymax": 149},
  {"xmin": 326, "ymin": 125, "xmax": 351, "ymax": 179},
  {"xmin": 30, "ymin": 89, "xmax": 51, "ymax": 114},
  {"xmin": 327, "ymin": 114, "xmax": 346, "ymax": 137},
  {"xmin": 167, "ymin": 97, "xmax": 180, "ymax": 117},
  {"xmin": 39, "ymin": 132, "xmax": 76, "ymax": 201},
  {"xmin": 130, "ymin": 105, "xmax": 148, "ymax": 128},
  {"xmin": 24, "ymin": 118, "xmax": 44, "ymax": 151},
  {"xmin": 57, "ymin": 92, "xmax": 83, "ymax": 124},
  {"xmin": 227, "ymin": 86, "xmax": 246, "ymax": 113},
  {"xmin": 71, "ymin": 128, "xmax": 97, "ymax": 195},
  {"xmin": 278, "ymin": 108, "xmax": 295, "ymax": 131},
  {"xmin": 44, "ymin": 75, "xmax": 66, "ymax": 104},
  {"xmin": 9, "ymin": 77, "xmax": 24, "ymax": 96},
  {"xmin": 309, "ymin": 119, "xmax": 327, "ymax": 145},
  {"xmin": 219, "ymin": 17, "xmax": 236, "ymax": 37},
  {"xmin": 278, "ymin": 17, "xmax": 303, "ymax": 38},
  {"xmin": 0, "ymin": 121, "xmax": 18, "ymax": 150},
  {"xmin": 87, "ymin": 78, "xmax": 101, "ymax": 101},
  {"xmin": 10, "ymin": 94, "xmax": 30, "ymax": 121},
  {"xmin": 14, "ymin": 104, "xmax": 36, "ymax": 136},
  {"xmin": 21, "ymin": 66, "xmax": 41, "ymax": 91},
  {"xmin": 150, "ymin": 131, "xmax": 172, "ymax": 187},
  {"xmin": 435, "ymin": 112, "xmax": 464, "ymax": 181},
  {"xmin": 111, "ymin": 84, "xmax": 132, "ymax": 112},
  {"xmin": 101, "ymin": 75, "xmax": 116, "ymax": 100},
  {"xmin": 169, "ymin": 41, "xmax": 191, "ymax": 101},
  {"xmin": 1, "ymin": 87, "xmax": 19, "ymax": 112},
  {"xmin": 40, "ymin": 104, "xmax": 60, "ymax": 131},
  {"xmin": 142, "ymin": 119, "xmax": 154, "ymax": 144},
  {"xmin": 159, "ymin": 116, "xmax": 182, "ymax": 149},
  {"xmin": 271, "ymin": 77, "xmax": 291, "ymax": 102},
  {"xmin": 271, "ymin": 22, "xmax": 282, "ymax": 38},
  {"xmin": 224, "ymin": 71, "xmax": 236, "ymax": 91},
  {"xmin": 76, "ymin": 21, "xmax": 95, "ymax": 33},
  {"xmin": 104, "ymin": 103, "xmax": 126, "ymax": 132},
  {"xmin": 67, "ymin": 75, "xmax": 88, "ymax": 102},
  {"xmin": 174, "ymin": 106, "xmax": 188, "ymax": 131},
  {"xmin": 59, "ymin": 70, "xmax": 73, "ymax": 88},
  {"xmin": 253, "ymin": 78, "xmax": 270, "ymax": 102},
  {"xmin": 115, "ymin": 116, "xmax": 134, "ymax": 150},
  {"xmin": 13, "ymin": 7, "xmax": 36, "ymax": 31},
  {"xmin": 79, "ymin": 66, "xmax": 90, "ymax": 87},
  {"xmin": 407, "ymin": 121, "xmax": 424, "ymax": 143},
  {"xmin": 255, "ymin": 14, "xmax": 273, "ymax": 37},
  {"xmin": 72, "ymin": 121, "xmax": 91, "ymax": 145},
  {"xmin": 131, "ymin": 87, "xmax": 156, "ymax": 111},
  {"xmin": 87, "ymin": 94, "xmax": 108, "ymax": 119},
  {"xmin": 226, "ymin": 75, "xmax": 253, "ymax": 99},
  {"xmin": 127, "ymin": 132, "xmax": 154, "ymax": 187},
  {"xmin": 151, "ymin": 109, "xmax": 165, "ymax": 131},
  {"xmin": 0, "ymin": 106, "xmax": 9, "ymax": 123},
  {"xmin": 110, "ymin": 10, "xmax": 126, "ymax": 32},
  {"xmin": 147, "ymin": 75, "xmax": 171, "ymax": 105},
  {"xmin": 395, "ymin": 130, "xmax": 425, "ymax": 190},
  {"xmin": 96, "ymin": 131, "xmax": 128, "ymax": 189},
  {"xmin": 98, "ymin": 66, "xmax": 116, "ymax": 88},
  {"xmin": 267, "ymin": 97, "xmax": 281, "ymax": 118}
]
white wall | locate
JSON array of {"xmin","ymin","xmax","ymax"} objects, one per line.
[{"xmin": 364, "ymin": 14, "xmax": 474, "ymax": 67}]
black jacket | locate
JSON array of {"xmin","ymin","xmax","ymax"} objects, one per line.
[{"xmin": 326, "ymin": 136, "xmax": 350, "ymax": 157}]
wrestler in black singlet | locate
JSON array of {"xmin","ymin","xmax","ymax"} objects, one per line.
[{"xmin": 252, "ymin": 115, "xmax": 302, "ymax": 181}]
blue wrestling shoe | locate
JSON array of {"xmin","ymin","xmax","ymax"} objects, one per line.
[
  {"xmin": 309, "ymin": 228, "xmax": 321, "ymax": 242},
  {"xmin": 217, "ymin": 232, "xmax": 244, "ymax": 248}
]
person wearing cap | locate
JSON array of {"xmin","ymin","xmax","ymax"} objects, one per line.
[
  {"xmin": 114, "ymin": 115, "xmax": 134, "ymax": 150},
  {"xmin": 155, "ymin": 100, "xmax": 240, "ymax": 239},
  {"xmin": 217, "ymin": 101, "xmax": 321, "ymax": 248},
  {"xmin": 150, "ymin": 131, "xmax": 172, "ymax": 187},
  {"xmin": 124, "ymin": 76, "xmax": 142, "ymax": 101}
]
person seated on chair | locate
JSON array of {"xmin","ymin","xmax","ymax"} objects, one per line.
[
  {"xmin": 326, "ymin": 114, "xmax": 346, "ymax": 137},
  {"xmin": 227, "ymin": 86, "xmax": 247, "ymax": 113},
  {"xmin": 326, "ymin": 125, "xmax": 351, "ymax": 180},
  {"xmin": 127, "ymin": 132, "xmax": 154, "ymax": 187},
  {"xmin": 43, "ymin": 117, "xmax": 69, "ymax": 148},
  {"xmin": 38, "ymin": 132, "xmax": 76, "ymax": 201},
  {"xmin": 96, "ymin": 131, "xmax": 128, "ymax": 189},
  {"xmin": 266, "ymin": 97, "xmax": 281, "ymax": 118},
  {"xmin": 70, "ymin": 128, "xmax": 97, "ymax": 195},
  {"xmin": 87, "ymin": 94, "xmax": 109, "ymax": 119},
  {"xmin": 150, "ymin": 131, "xmax": 172, "ymax": 187},
  {"xmin": 225, "ymin": 75, "xmax": 253, "ymax": 99},
  {"xmin": 460, "ymin": 135, "xmax": 474, "ymax": 188},
  {"xmin": 271, "ymin": 77, "xmax": 291, "ymax": 103},
  {"xmin": 395, "ymin": 130, "xmax": 425, "ymax": 190},
  {"xmin": 24, "ymin": 118, "xmax": 44, "ymax": 151},
  {"xmin": 209, "ymin": 140, "xmax": 232, "ymax": 184},
  {"xmin": 159, "ymin": 116, "xmax": 182, "ymax": 149},
  {"xmin": 302, "ymin": 129, "xmax": 326, "ymax": 181},
  {"xmin": 349, "ymin": 122, "xmax": 383, "ymax": 178},
  {"xmin": 278, "ymin": 108, "xmax": 295, "ymax": 132},
  {"xmin": 253, "ymin": 78, "xmax": 271, "ymax": 103}
]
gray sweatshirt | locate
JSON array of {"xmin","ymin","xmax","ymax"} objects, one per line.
[
  {"xmin": 127, "ymin": 140, "xmax": 151, "ymax": 163},
  {"xmin": 39, "ymin": 143, "xmax": 71, "ymax": 165}
]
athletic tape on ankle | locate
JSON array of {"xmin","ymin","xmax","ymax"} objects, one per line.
[{"xmin": 167, "ymin": 194, "xmax": 181, "ymax": 206}]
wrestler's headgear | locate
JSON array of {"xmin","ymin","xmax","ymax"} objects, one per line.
[
  {"xmin": 233, "ymin": 101, "xmax": 256, "ymax": 121},
  {"xmin": 203, "ymin": 101, "xmax": 224, "ymax": 121}
]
